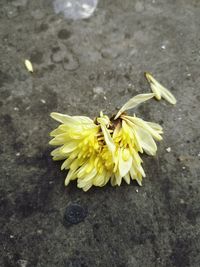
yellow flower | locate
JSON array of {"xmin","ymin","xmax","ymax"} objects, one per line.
[
  {"xmin": 50, "ymin": 112, "xmax": 114, "ymax": 191},
  {"xmin": 50, "ymin": 73, "xmax": 176, "ymax": 191}
]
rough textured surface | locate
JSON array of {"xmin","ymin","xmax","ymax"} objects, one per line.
[{"xmin": 0, "ymin": 0, "xmax": 200, "ymax": 266}]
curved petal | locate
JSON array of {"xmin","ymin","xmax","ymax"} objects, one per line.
[
  {"xmin": 114, "ymin": 93, "xmax": 155, "ymax": 119},
  {"xmin": 134, "ymin": 125, "xmax": 157, "ymax": 156},
  {"xmin": 145, "ymin": 72, "xmax": 177, "ymax": 105}
]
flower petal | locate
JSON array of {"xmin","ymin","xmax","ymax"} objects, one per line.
[
  {"xmin": 98, "ymin": 119, "xmax": 115, "ymax": 153},
  {"xmin": 114, "ymin": 93, "xmax": 155, "ymax": 119},
  {"xmin": 126, "ymin": 116, "xmax": 163, "ymax": 141},
  {"xmin": 118, "ymin": 148, "xmax": 132, "ymax": 177},
  {"xmin": 134, "ymin": 125, "xmax": 157, "ymax": 156},
  {"xmin": 145, "ymin": 72, "xmax": 177, "ymax": 105}
]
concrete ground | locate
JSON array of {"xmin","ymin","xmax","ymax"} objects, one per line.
[{"xmin": 0, "ymin": 0, "xmax": 200, "ymax": 266}]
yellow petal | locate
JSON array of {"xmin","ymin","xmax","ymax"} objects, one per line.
[
  {"xmin": 98, "ymin": 120, "xmax": 115, "ymax": 153},
  {"xmin": 145, "ymin": 72, "xmax": 177, "ymax": 105},
  {"xmin": 114, "ymin": 93, "xmax": 155, "ymax": 119},
  {"xmin": 118, "ymin": 148, "xmax": 132, "ymax": 177},
  {"xmin": 134, "ymin": 125, "xmax": 157, "ymax": 156},
  {"xmin": 124, "ymin": 173, "xmax": 130, "ymax": 184},
  {"xmin": 126, "ymin": 116, "xmax": 163, "ymax": 141},
  {"xmin": 146, "ymin": 121, "xmax": 163, "ymax": 133},
  {"xmin": 25, "ymin": 59, "xmax": 33, "ymax": 72},
  {"xmin": 50, "ymin": 112, "xmax": 94, "ymax": 125},
  {"xmin": 61, "ymin": 142, "xmax": 77, "ymax": 153}
]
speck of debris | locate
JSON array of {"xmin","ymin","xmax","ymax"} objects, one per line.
[
  {"xmin": 136, "ymin": 189, "xmax": 139, "ymax": 193},
  {"xmin": 182, "ymin": 166, "xmax": 186, "ymax": 170},
  {"xmin": 40, "ymin": 99, "xmax": 46, "ymax": 104},
  {"xmin": 14, "ymin": 107, "xmax": 19, "ymax": 111},
  {"xmin": 16, "ymin": 152, "xmax": 21, "ymax": 156},
  {"xmin": 166, "ymin": 147, "xmax": 171, "ymax": 152},
  {"xmin": 93, "ymin": 86, "xmax": 105, "ymax": 95}
]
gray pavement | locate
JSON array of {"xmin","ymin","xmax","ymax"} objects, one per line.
[{"xmin": 0, "ymin": 0, "xmax": 200, "ymax": 266}]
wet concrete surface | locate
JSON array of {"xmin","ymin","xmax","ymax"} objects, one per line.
[{"xmin": 0, "ymin": 0, "xmax": 200, "ymax": 266}]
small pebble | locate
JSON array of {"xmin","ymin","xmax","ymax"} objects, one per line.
[
  {"xmin": 166, "ymin": 147, "xmax": 171, "ymax": 153},
  {"xmin": 182, "ymin": 166, "xmax": 186, "ymax": 170},
  {"xmin": 5, "ymin": 6, "xmax": 18, "ymax": 18},
  {"xmin": 12, "ymin": 0, "xmax": 27, "ymax": 7},
  {"xmin": 93, "ymin": 86, "xmax": 105, "ymax": 95},
  {"xmin": 17, "ymin": 259, "xmax": 28, "ymax": 267},
  {"xmin": 16, "ymin": 152, "xmax": 21, "ymax": 157},
  {"xmin": 31, "ymin": 9, "xmax": 45, "ymax": 20},
  {"xmin": 136, "ymin": 189, "xmax": 139, "ymax": 193},
  {"xmin": 161, "ymin": 45, "xmax": 166, "ymax": 50},
  {"xmin": 14, "ymin": 107, "xmax": 19, "ymax": 111},
  {"xmin": 40, "ymin": 99, "xmax": 46, "ymax": 104}
]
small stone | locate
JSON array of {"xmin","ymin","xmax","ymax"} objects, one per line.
[
  {"xmin": 17, "ymin": 259, "xmax": 28, "ymax": 267},
  {"xmin": 182, "ymin": 166, "xmax": 186, "ymax": 170},
  {"xmin": 62, "ymin": 56, "xmax": 79, "ymax": 71},
  {"xmin": 31, "ymin": 9, "xmax": 45, "ymax": 20},
  {"xmin": 16, "ymin": 152, "xmax": 21, "ymax": 157},
  {"xmin": 14, "ymin": 107, "xmax": 19, "ymax": 111},
  {"xmin": 52, "ymin": 50, "xmax": 66, "ymax": 63},
  {"xmin": 166, "ymin": 147, "xmax": 171, "ymax": 153},
  {"xmin": 135, "ymin": 2, "xmax": 144, "ymax": 12},
  {"xmin": 93, "ymin": 86, "xmax": 105, "ymax": 95},
  {"xmin": 10, "ymin": 235, "xmax": 14, "ymax": 239},
  {"xmin": 180, "ymin": 199, "xmax": 185, "ymax": 204},
  {"xmin": 64, "ymin": 204, "xmax": 87, "ymax": 225},
  {"xmin": 40, "ymin": 99, "xmax": 46, "ymax": 104},
  {"xmin": 5, "ymin": 6, "xmax": 18, "ymax": 18},
  {"xmin": 12, "ymin": 0, "xmax": 28, "ymax": 7},
  {"xmin": 101, "ymin": 48, "xmax": 119, "ymax": 59},
  {"xmin": 136, "ymin": 189, "xmax": 139, "ymax": 193},
  {"xmin": 161, "ymin": 45, "xmax": 166, "ymax": 50},
  {"xmin": 198, "ymin": 152, "xmax": 200, "ymax": 157}
]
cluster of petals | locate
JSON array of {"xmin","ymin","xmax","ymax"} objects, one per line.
[{"xmin": 50, "ymin": 73, "xmax": 176, "ymax": 191}]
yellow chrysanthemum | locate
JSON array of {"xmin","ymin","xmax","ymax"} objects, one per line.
[
  {"xmin": 50, "ymin": 73, "xmax": 176, "ymax": 191},
  {"xmin": 50, "ymin": 112, "xmax": 115, "ymax": 191}
]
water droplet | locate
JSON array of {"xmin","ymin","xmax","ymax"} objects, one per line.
[{"xmin": 53, "ymin": 0, "xmax": 98, "ymax": 20}]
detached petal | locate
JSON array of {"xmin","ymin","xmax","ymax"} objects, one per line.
[{"xmin": 145, "ymin": 72, "xmax": 177, "ymax": 105}]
